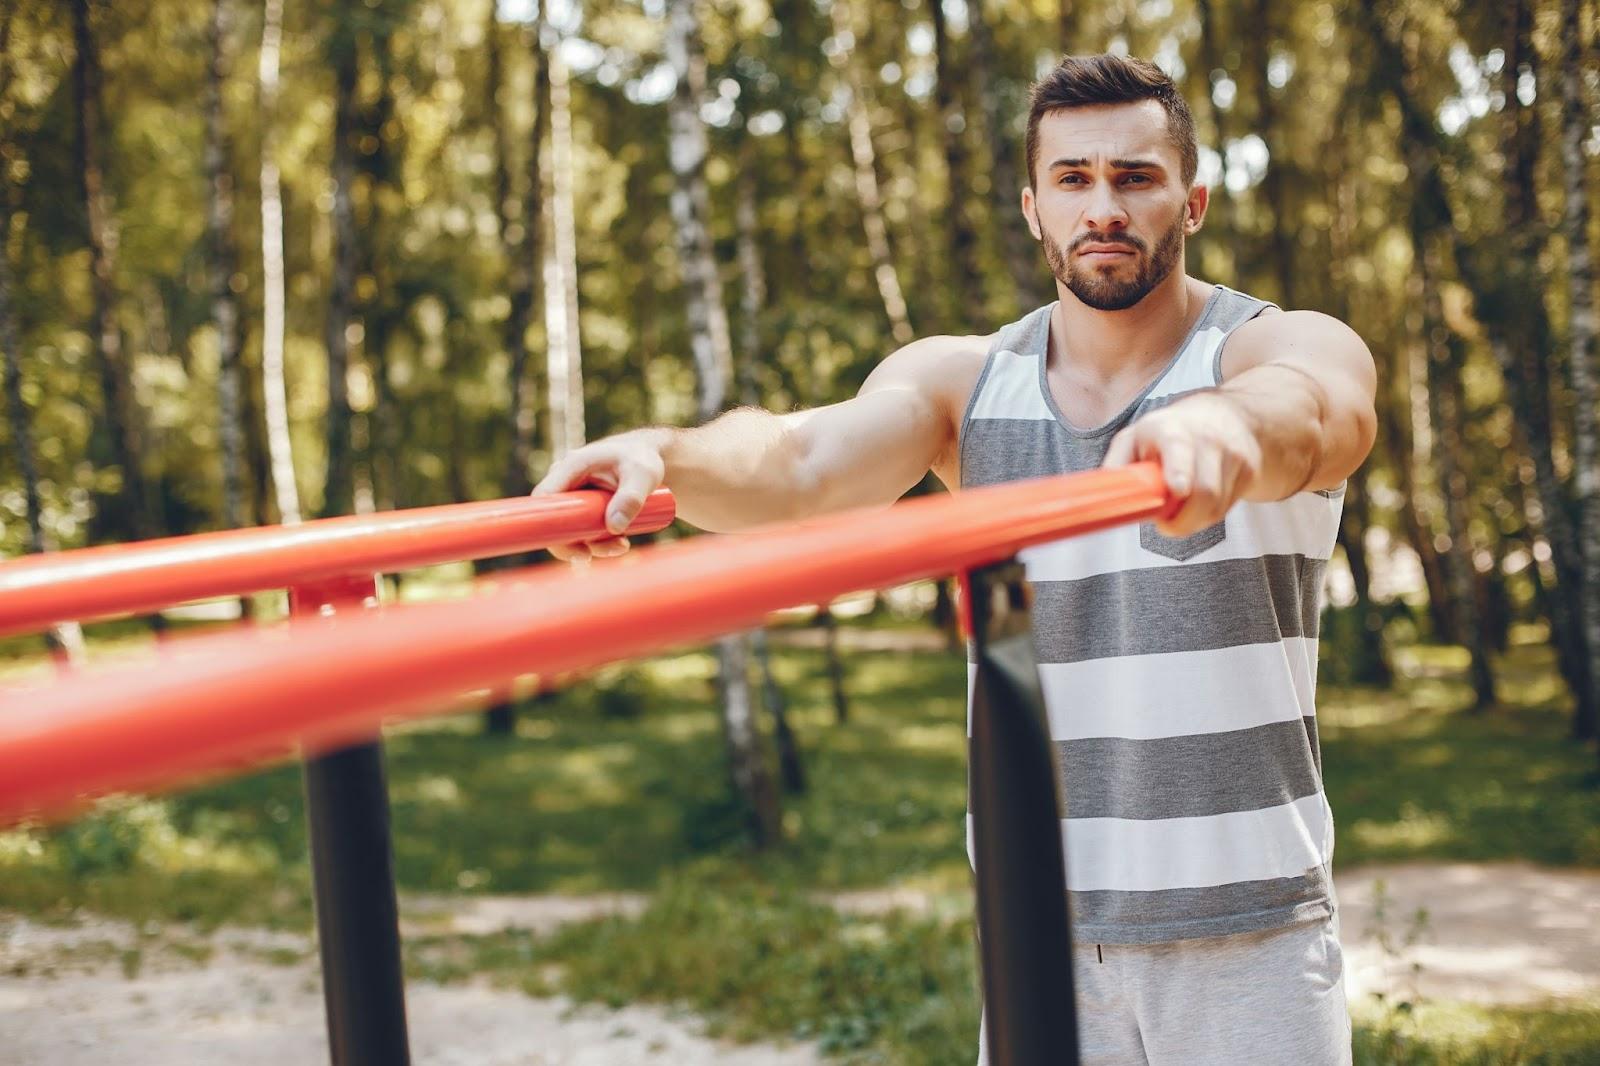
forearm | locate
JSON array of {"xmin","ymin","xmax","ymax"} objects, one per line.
[
  {"xmin": 654, "ymin": 407, "xmax": 814, "ymax": 531},
  {"xmin": 1219, "ymin": 361, "xmax": 1373, "ymax": 500}
]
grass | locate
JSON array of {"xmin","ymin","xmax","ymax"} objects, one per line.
[{"xmin": 2, "ymin": 618, "xmax": 1598, "ymax": 1062}]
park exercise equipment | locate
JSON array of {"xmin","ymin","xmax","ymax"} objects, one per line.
[{"xmin": 0, "ymin": 464, "xmax": 1173, "ymax": 1066}]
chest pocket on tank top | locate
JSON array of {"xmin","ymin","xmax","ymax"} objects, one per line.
[
  {"xmin": 1126, "ymin": 390, "xmax": 1228, "ymax": 561},
  {"xmin": 1140, "ymin": 518, "xmax": 1226, "ymax": 561}
]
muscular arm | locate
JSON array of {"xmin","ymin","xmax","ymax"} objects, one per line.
[
  {"xmin": 533, "ymin": 335, "xmax": 982, "ymax": 549},
  {"xmin": 1105, "ymin": 310, "xmax": 1377, "ymax": 535}
]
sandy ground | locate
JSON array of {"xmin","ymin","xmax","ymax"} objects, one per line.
[
  {"xmin": 3, "ymin": 862, "xmax": 1596, "ymax": 1065},
  {"xmin": 0, "ymin": 916, "xmax": 822, "ymax": 1066}
]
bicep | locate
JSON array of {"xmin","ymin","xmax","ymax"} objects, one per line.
[{"xmin": 781, "ymin": 341, "xmax": 966, "ymax": 513}]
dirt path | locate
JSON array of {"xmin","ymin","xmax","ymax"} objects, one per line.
[
  {"xmin": 0, "ymin": 916, "xmax": 821, "ymax": 1066},
  {"xmin": 3, "ymin": 862, "xmax": 1595, "ymax": 1064}
]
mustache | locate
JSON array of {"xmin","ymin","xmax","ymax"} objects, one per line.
[{"xmin": 1069, "ymin": 231, "xmax": 1146, "ymax": 254}]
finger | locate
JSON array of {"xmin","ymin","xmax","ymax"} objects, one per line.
[
  {"xmin": 1154, "ymin": 433, "xmax": 1195, "ymax": 499},
  {"xmin": 586, "ymin": 536, "xmax": 632, "ymax": 559},
  {"xmin": 533, "ymin": 454, "xmax": 589, "ymax": 495},
  {"xmin": 548, "ymin": 541, "xmax": 589, "ymax": 563},
  {"xmin": 1160, "ymin": 447, "xmax": 1223, "ymax": 536},
  {"xmin": 1102, "ymin": 428, "xmax": 1137, "ymax": 468},
  {"xmin": 606, "ymin": 462, "xmax": 664, "ymax": 535},
  {"xmin": 1192, "ymin": 445, "xmax": 1224, "ymax": 515}
]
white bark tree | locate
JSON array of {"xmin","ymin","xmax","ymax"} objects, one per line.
[
  {"xmin": 828, "ymin": 0, "xmax": 914, "ymax": 345},
  {"xmin": 258, "ymin": 0, "xmax": 300, "ymax": 524},
  {"xmin": 666, "ymin": 0, "xmax": 781, "ymax": 846},
  {"xmin": 543, "ymin": 28, "xmax": 585, "ymax": 459}
]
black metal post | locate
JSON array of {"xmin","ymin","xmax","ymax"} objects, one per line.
[
  {"xmin": 967, "ymin": 558, "xmax": 1079, "ymax": 1066},
  {"xmin": 292, "ymin": 574, "xmax": 411, "ymax": 1066},
  {"xmin": 303, "ymin": 743, "xmax": 412, "ymax": 1066}
]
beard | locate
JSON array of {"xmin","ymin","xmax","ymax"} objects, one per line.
[{"xmin": 1041, "ymin": 208, "xmax": 1186, "ymax": 311}]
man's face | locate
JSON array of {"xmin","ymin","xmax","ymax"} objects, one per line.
[{"xmin": 1022, "ymin": 101, "xmax": 1206, "ymax": 311}]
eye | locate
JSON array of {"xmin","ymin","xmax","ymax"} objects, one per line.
[
  {"xmin": 1122, "ymin": 173, "xmax": 1152, "ymax": 186},
  {"xmin": 1059, "ymin": 173, "xmax": 1087, "ymax": 186}
]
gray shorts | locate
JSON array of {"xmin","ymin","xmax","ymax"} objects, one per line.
[{"xmin": 977, "ymin": 917, "xmax": 1351, "ymax": 1066}]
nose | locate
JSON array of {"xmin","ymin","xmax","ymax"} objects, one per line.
[{"xmin": 1082, "ymin": 181, "xmax": 1130, "ymax": 233}]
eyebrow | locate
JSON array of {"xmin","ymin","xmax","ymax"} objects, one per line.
[{"xmin": 1047, "ymin": 157, "xmax": 1166, "ymax": 171}]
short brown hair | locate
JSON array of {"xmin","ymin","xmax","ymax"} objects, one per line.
[{"xmin": 1025, "ymin": 54, "xmax": 1199, "ymax": 188}]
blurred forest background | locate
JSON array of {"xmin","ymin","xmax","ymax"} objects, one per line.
[
  {"xmin": 4, "ymin": 0, "xmax": 1600, "ymax": 735},
  {"xmin": 3, "ymin": 0, "xmax": 1600, "ymax": 717}
]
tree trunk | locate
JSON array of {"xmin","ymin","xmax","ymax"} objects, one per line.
[
  {"xmin": 258, "ymin": 0, "xmax": 301, "ymax": 525},
  {"xmin": 206, "ymin": 0, "xmax": 244, "ymax": 531},
  {"xmin": 928, "ymin": 0, "xmax": 982, "ymax": 330},
  {"xmin": 1359, "ymin": 0, "xmax": 1574, "ymax": 718},
  {"xmin": 734, "ymin": 140, "xmax": 804, "ymax": 794},
  {"xmin": 714, "ymin": 632, "xmax": 780, "ymax": 847},
  {"xmin": 72, "ymin": 0, "xmax": 155, "ymax": 543},
  {"xmin": 1058, "ymin": 0, "xmax": 1074, "ymax": 53},
  {"xmin": 320, "ymin": 34, "xmax": 359, "ymax": 519},
  {"xmin": 828, "ymin": 0, "xmax": 914, "ymax": 345},
  {"xmin": 496, "ymin": 12, "xmax": 545, "ymax": 499},
  {"xmin": 667, "ymin": 0, "xmax": 781, "ymax": 847},
  {"xmin": 735, "ymin": 151, "xmax": 765, "ymax": 406},
  {"xmin": 482, "ymin": 6, "xmax": 550, "ymax": 738},
  {"xmin": 1247, "ymin": 0, "xmax": 1294, "ymax": 307},
  {"xmin": 751, "ymin": 628, "xmax": 804, "ymax": 794},
  {"xmin": 0, "ymin": 43, "xmax": 86, "ymax": 664},
  {"xmin": 1337, "ymin": 468, "xmax": 1392, "ymax": 685},
  {"xmin": 1413, "ymin": 217, "xmax": 1496, "ymax": 709},
  {"xmin": 966, "ymin": 0, "xmax": 1044, "ymax": 316},
  {"xmin": 818, "ymin": 604, "xmax": 850, "ymax": 725},
  {"xmin": 543, "ymin": 37, "xmax": 585, "ymax": 457},
  {"xmin": 1560, "ymin": 0, "xmax": 1600, "ymax": 744}
]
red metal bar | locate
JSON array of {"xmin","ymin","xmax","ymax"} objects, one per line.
[
  {"xmin": 0, "ymin": 489, "xmax": 676, "ymax": 639},
  {"xmin": 0, "ymin": 465, "xmax": 1170, "ymax": 822}
]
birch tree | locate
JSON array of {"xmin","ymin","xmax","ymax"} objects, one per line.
[
  {"xmin": 543, "ymin": 31, "xmax": 585, "ymax": 458},
  {"xmin": 666, "ymin": 0, "xmax": 781, "ymax": 846},
  {"xmin": 258, "ymin": 0, "xmax": 300, "ymax": 524},
  {"xmin": 483, "ymin": 4, "xmax": 549, "ymax": 737},
  {"xmin": 828, "ymin": 0, "xmax": 914, "ymax": 345},
  {"xmin": 736, "ymin": 144, "xmax": 805, "ymax": 794}
]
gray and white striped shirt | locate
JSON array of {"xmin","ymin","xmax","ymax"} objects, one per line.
[{"xmin": 959, "ymin": 286, "xmax": 1342, "ymax": 944}]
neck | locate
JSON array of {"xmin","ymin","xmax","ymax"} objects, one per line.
[{"xmin": 1048, "ymin": 269, "xmax": 1211, "ymax": 382}]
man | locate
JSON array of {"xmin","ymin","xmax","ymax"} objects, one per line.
[{"xmin": 535, "ymin": 54, "xmax": 1374, "ymax": 1066}]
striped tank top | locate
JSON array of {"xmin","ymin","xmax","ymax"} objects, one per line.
[{"xmin": 959, "ymin": 285, "xmax": 1343, "ymax": 945}]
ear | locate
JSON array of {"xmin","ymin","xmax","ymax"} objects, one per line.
[
  {"xmin": 1021, "ymin": 185, "xmax": 1043, "ymax": 241},
  {"xmin": 1184, "ymin": 182, "xmax": 1210, "ymax": 235}
]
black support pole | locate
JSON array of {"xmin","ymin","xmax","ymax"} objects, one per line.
[
  {"xmin": 967, "ymin": 558, "xmax": 1079, "ymax": 1066},
  {"xmin": 303, "ymin": 740, "xmax": 412, "ymax": 1065}
]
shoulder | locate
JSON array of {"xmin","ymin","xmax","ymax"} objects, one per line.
[
  {"xmin": 859, "ymin": 333, "xmax": 995, "ymax": 488},
  {"xmin": 1219, "ymin": 308, "xmax": 1374, "ymax": 380},
  {"xmin": 860, "ymin": 332, "xmax": 994, "ymax": 409}
]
